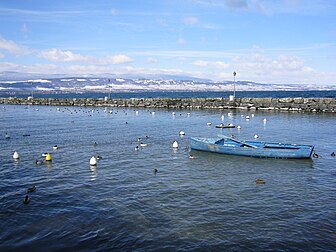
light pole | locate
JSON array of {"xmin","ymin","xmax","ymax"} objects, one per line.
[
  {"xmin": 108, "ymin": 79, "xmax": 111, "ymax": 99},
  {"xmin": 233, "ymin": 71, "xmax": 236, "ymax": 97},
  {"xmin": 31, "ymin": 81, "xmax": 34, "ymax": 98}
]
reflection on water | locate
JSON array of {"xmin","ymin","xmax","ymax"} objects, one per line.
[
  {"xmin": 90, "ymin": 165, "xmax": 97, "ymax": 181},
  {"xmin": 0, "ymin": 104, "xmax": 335, "ymax": 251}
]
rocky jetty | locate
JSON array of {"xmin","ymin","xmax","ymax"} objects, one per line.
[{"xmin": 1, "ymin": 97, "xmax": 335, "ymax": 112}]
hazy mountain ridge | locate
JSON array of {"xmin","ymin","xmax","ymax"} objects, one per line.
[{"xmin": 0, "ymin": 72, "xmax": 335, "ymax": 93}]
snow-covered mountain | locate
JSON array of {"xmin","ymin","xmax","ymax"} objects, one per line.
[{"xmin": 0, "ymin": 73, "xmax": 334, "ymax": 94}]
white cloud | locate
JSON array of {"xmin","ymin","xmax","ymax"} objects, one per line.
[
  {"xmin": 0, "ymin": 52, "xmax": 4, "ymax": 58},
  {"xmin": 39, "ymin": 49, "xmax": 133, "ymax": 65},
  {"xmin": 231, "ymin": 52, "xmax": 321, "ymax": 83},
  {"xmin": 183, "ymin": 16, "xmax": 198, "ymax": 25},
  {"xmin": 0, "ymin": 37, "xmax": 30, "ymax": 55},
  {"xmin": 193, "ymin": 60, "xmax": 229, "ymax": 69},
  {"xmin": 225, "ymin": 0, "xmax": 248, "ymax": 9},
  {"xmin": 39, "ymin": 48, "xmax": 88, "ymax": 62},
  {"xmin": 100, "ymin": 54, "xmax": 133, "ymax": 64}
]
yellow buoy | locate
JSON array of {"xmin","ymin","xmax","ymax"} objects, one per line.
[{"xmin": 45, "ymin": 153, "xmax": 52, "ymax": 162}]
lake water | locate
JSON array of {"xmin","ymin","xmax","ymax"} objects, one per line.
[{"xmin": 0, "ymin": 104, "xmax": 335, "ymax": 251}]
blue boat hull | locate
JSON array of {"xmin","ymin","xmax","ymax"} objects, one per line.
[{"xmin": 189, "ymin": 137, "xmax": 314, "ymax": 159}]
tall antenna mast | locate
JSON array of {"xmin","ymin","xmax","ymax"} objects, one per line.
[{"xmin": 233, "ymin": 71, "xmax": 236, "ymax": 97}]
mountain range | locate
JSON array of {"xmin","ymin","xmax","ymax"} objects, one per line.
[{"xmin": 0, "ymin": 71, "xmax": 334, "ymax": 94}]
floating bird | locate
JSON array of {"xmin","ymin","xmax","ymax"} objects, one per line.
[
  {"xmin": 35, "ymin": 159, "xmax": 43, "ymax": 165},
  {"xmin": 93, "ymin": 142, "xmax": 98, "ymax": 147},
  {"xmin": 23, "ymin": 195, "xmax": 30, "ymax": 204},
  {"xmin": 27, "ymin": 185, "xmax": 36, "ymax": 193},
  {"xmin": 13, "ymin": 151, "xmax": 20, "ymax": 159},
  {"xmin": 96, "ymin": 155, "xmax": 102, "ymax": 160},
  {"xmin": 5, "ymin": 133, "xmax": 10, "ymax": 139},
  {"xmin": 172, "ymin": 112, "xmax": 176, "ymax": 115},
  {"xmin": 53, "ymin": 145, "xmax": 58, "ymax": 150},
  {"xmin": 135, "ymin": 146, "xmax": 139, "ymax": 151},
  {"xmin": 189, "ymin": 155, "xmax": 195, "ymax": 159},
  {"xmin": 237, "ymin": 125, "xmax": 241, "ymax": 130},
  {"xmin": 140, "ymin": 142, "xmax": 147, "ymax": 147},
  {"xmin": 331, "ymin": 152, "xmax": 335, "ymax": 157},
  {"xmin": 179, "ymin": 131, "xmax": 185, "ymax": 136},
  {"xmin": 153, "ymin": 168, "xmax": 158, "ymax": 175},
  {"xmin": 313, "ymin": 153, "xmax": 319, "ymax": 158},
  {"xmin": 254, "ymin": 134, "xmax": 259, "ymax": 139},
  {"xmin": 246, "ymin": 116, "xmax": 250, "ymax": 120},
  {"xmin": 90, "ymin": 156, "xmax": 97, "ymax": 166},
  {"xmin": 173, "ymin": 141, "xmax": 179, "ymax": 148},
  {"xmin": 42, "ymin": 153, "xmax": 48, "ymax": 157},
  {"xmin": 207, "ymin": 122, "xmax": 212, "ymax": 126},
  {"xmin": 255, "ymin": 178, "xmax": 265, "ymax": 184},
  {"xmin": 263, "ymin": 118, "xmax": 267, "ymax": 123}
]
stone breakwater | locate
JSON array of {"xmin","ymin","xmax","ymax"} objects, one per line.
[{"xmin": 1, "ymin": 97, "xmax": 336, "ymax": 112}]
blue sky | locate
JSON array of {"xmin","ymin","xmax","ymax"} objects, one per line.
[{"xmin": 0, "ymin": 0, "xmax": 335, "ymax": 84}]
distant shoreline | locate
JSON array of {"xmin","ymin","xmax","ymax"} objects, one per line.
[{"xmin": 1, "ymin": 97, "xmax": 335, "ymax": 113}]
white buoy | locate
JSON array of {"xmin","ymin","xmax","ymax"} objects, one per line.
[
  {"xmin": 263, "ymin": 118, "xmax": 267, "ymax": 122},
  {"xmin": 173, "ymin": 141, "xmax": 179, "ymax": 148},
  {"xmin": 254, "ymin": 134, "xmax": 259, "ymax": 139},
  {"xmin": 57, "ymin": 108, "xmax": 60, "ymax": 111},
  {"xmin": 251, "ymin": 114, "xmax": 255, "ymax": 117},
  {"xmin": 13, "ymin": 151, "xmax": 20, "ymax": 159},
  {"xmin": 172, "ymin": 112, "xmax": 176, "ymax": 115},
  {"xmin": 90, "ymin": 156, "xmax": 97, "ymax": 166},
  {"xmin": 237, "ymin": 125, "xmax": 241, "ymax": 130},
  {"xmin": 179, "ymin": 131, "xmax": 185, "ymax": 136},
  {"xmin": 140, "ymin": 143, "xmax": 147, "ymax": 147}
]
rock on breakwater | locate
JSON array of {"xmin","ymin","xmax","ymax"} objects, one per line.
[{"xmin": 1, "ymin": 97, "xmax": 335, "ymax": 112}]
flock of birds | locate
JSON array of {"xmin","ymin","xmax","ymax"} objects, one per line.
[{"xmin": 4, "ymin": 106, "xmax": 335, "ymax": 205}]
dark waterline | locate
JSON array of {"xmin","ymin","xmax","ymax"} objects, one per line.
[{"xmin": 1, "ymin": 90, "xmax": 336, "ymax": 99}]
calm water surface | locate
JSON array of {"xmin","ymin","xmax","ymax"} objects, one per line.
[{"xmin": 0, "ymin": 105, "xmax": 335, "ymax": 251}]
